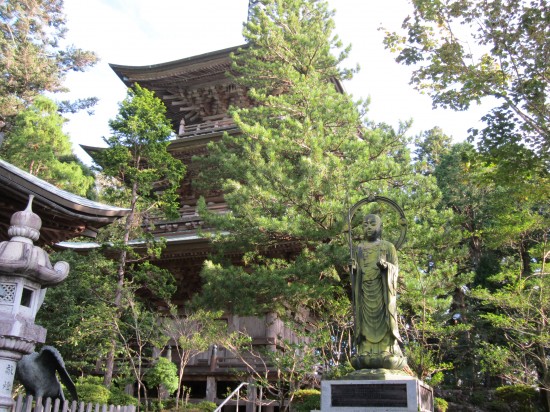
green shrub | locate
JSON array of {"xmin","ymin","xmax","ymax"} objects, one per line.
[
  {"xmin": 148, "ymin": 400, "xmax": 165, "ymax": 412},
  {"xmin": 193, "ymin": 401, "xmax": 217, "ymax": 412},
  {"xmin": 163, "ymin": 398, "xmax": 177, "ymax": 410},
  {"xmin": 75, "ymin": 376, "xmax": 110, "ymax": 404},
  {"xmin": 146, "ymin": 357, "xmax": 179, "ymax": 395},
  {"xmin": 487, "ymin": 399, "xmax": 511, "ymax": 411},
  {"xmin": 494, "ymin": 385, "xmax": 539, "ymax": 412},
  {"xmin": 108, "ymin": 386, "xmax": 139, "ymax": 406},
  {"xmin": 292, "ymin": 389, "xmax": 321, "ymax": 412},
  {"xmin": 434, "ymin": 397, "xmax": 448, "ymax": 412},
  {"xmin": 178, "ymin": 400, "xmax": 217, "ymax": 412}
]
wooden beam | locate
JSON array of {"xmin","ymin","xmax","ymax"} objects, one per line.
[{"xmin": 171, "ymin": 101, "xmax": 191, "ymax": 106}]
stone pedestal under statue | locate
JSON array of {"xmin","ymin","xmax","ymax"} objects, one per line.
[{"xmin": 321, "ymin": 370, "xmax": 433, "ymax": 412}]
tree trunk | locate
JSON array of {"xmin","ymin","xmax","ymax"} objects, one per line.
[
  {"xmin": 519, "ymin": 238, "xmax": 532, "ymax": 278},
  {"xmin": 103, "ymin": 248, "xmax": 128, "ymax": 386},
  {"xmin": 103, "ymin": 343, "xmax": 116, "ymax": 386},
  {"xmin": 104, "ymin": 180, "xmax": 138, "ymax": 386}
]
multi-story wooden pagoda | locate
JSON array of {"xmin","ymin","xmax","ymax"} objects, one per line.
[
  {"xmin": 101, "ymin": 45, "xmax": 314, "ymax": 412},
  {"xmin": 108, "ymin": 45, "xmax": 250, "ymax": 305}
]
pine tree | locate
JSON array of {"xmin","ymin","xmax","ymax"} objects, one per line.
[
  {"xmin": 94, "ymin": 83, "xmax": 185, "ymax": 386},
  {"xmin": 193, "ymin": 0, "xmax": 439, "ymax": 333},
  {"xmin": 0, "ymin": 0, "xmax": 97, "ymax": 121}
]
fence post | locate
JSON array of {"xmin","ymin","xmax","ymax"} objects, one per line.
[
  {"xmin": 14, "ymin": 395, "xmax": 23, "ymax": 412},
  {"xmin": 23, "ymin": 395, "xmax": 33, "ymax": 412},
  {"xmin": 43, "ymin": 398, "xmax": 51, "ymax": 412},
  {"xmin": 35, "ymin": 397, "xmax": 44, "ymax": 412}
]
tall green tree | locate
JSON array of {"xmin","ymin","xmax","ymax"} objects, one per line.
[
  {"xmin": 193, "ymin": 0, "xmax": 429, "ymax": 318},
  {"xmin": 0, "ymin": 0, "xmax": 97, "ymax": 122},
  {"xmin": 420, "ymin": 134, "xmax": 550, "ymax": 406},
  {"xmin": 384, "ymin": 0, "xmax": 549, "ymax": 173},
  {"xmin": 95, "ymin": 83, "xmax": 185, "ymax": 386},
  {"xmin": 472, "ymin": 236, "xmax": 550, "ymax": 410},
  {"xmin": 0, "ymin": 95, "xmax": 95, "ymax": 197},
  {"xmin": 191, "ymin": 3, "xmax": 466, "ymax": 394}
]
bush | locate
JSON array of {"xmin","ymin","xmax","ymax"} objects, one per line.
[
  {"xmin": 292, "ymin": 389, "xmax": 321, "ymax": 412},
  {"xmin": 75, "ymin": 376, "xmax": 110, "ymax": 404},
  {"xmin": 434, "ymin": 397, "xmax": 448, "ymax": 412},
  {"xmin": 487, "ymin": 399, "xmax": 512, "ymax": 411},
  {"xmin": 146, "ymin": 357, "xmax": 179, "ymax": 395},
  {"xmin": 108, "ymin": 386, "xmax": 139, "ymax": 406},
  {"xmin": 470, "ymin": 390, "xmax": 488, "ymax": 406},
  {"xmin": 148, "ymin": 400, "xmax": 165, "ymax": 412},
  {"xmin": 193, "ymin": 401, "xmax": 217, "ymax": 412},
  {"xmin": 494, "ymin": 385, "xmax": 539, "ymax": 412},
  {"xmin": 177, "ymin": 400, "xmax": 217, "ymax": 412}
]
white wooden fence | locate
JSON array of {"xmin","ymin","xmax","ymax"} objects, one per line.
[{"xmin": 12, "ymin": 395, "xmax": 136, "ymax": 412}]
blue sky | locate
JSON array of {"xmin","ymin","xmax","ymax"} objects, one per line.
[{"xmin": 59, "ymin": 0, "xmax": 487, "ymax": 163}]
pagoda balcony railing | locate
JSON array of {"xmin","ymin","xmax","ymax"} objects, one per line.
[{"xmin": 178, "ymin": 118, "xmax": 238, "ymax": 138}]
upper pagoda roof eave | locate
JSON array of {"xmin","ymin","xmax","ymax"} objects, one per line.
[{"xmin": 109, "ymin": 44, "xmax": 247, "ymax": 85}]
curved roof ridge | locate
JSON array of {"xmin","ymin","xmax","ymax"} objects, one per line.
[{"xmin": 0, "ymin": 159, "xmax": 130, "ymax": 217}]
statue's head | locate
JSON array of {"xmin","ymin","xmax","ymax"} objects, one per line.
[{"xmin": 363, "ymin": 214, "xmax": 382, "ymax": 241}]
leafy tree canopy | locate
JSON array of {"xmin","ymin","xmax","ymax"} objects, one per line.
[
  {"xmin": 0, "ymin": 95, "xmax": 95, "ymax": 197},
  {"xmin": 93, "ymin": 83, "xmax": 185, "ymax": 386},
  {"xmin": 97, "ymin": 83, "xmax": 185, "ymax": 220},
  {"xmin": 384, "ymin": 0, "xmax": 549, "ymax": 173}
]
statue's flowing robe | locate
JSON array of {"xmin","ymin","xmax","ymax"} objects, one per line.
[{"xmin": 353, "ymin": 239, "xmax": 401, "ymax": 355}]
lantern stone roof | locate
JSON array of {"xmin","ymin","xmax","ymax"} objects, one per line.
[{"xmin": 0, "ymin": 159, "xmax": 130, "ymax": 245}]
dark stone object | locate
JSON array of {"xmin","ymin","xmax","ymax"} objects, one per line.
[{"xmin": 16, "ymin": 346, "xmax": 78, "ymax": 402}]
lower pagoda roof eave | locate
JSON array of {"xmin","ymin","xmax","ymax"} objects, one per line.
[
  {"xmin": 0, "ymin": 159, "xmax": 130, "ymax": 218},
  {"xmin": 55, "ymin": 231, "xmax": 224, "ymax": 251}
]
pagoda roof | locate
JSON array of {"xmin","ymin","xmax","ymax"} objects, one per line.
[
  {"xmin": 109, "ymin": 45, "xmax": 243, "ymax": 83},
  {"xmin": 110, "ymin": 45, "xmax": 245, "ymax": 131},
  {"xmin": 110, "ymin": 45, "xmax": 346, "ymax": 134},
  {"xmin": 0, "ymin": 159, "xmax": 130, "ymax": 245}
]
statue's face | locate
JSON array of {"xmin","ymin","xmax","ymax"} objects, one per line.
[{"xmin": 363, "ymin": 215, "xmax": 381, "ymax": 240}]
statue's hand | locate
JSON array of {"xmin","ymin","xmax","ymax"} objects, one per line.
[{"xmin": 377, "ymin": 258, "xmax": 388, "ymax": 269}]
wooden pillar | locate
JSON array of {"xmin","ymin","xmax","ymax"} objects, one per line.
[
  {"xmin": 206, "ymin": 376, "xmax": 217, "ymax": 402},
  {"xmin": 246, "ymin": 378, "xmax": 256, "ymax": 412}
]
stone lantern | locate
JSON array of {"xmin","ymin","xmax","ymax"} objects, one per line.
[{"xmin": 0, "ymin": 196, "xmax": 69, "ymax": 411}]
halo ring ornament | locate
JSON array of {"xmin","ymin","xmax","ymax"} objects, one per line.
[{"xmin": 348, "ymin": 195, "xmax": 407, "ymax": 250}]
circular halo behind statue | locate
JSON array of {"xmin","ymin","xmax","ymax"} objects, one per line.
[
  {"xmin": 347, "ymin": 195, "xmax": 407, "ymax": 250},
  {"xmin": 346, "ymin": 195, "xmax": 408, "ymax": 371}
]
